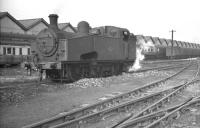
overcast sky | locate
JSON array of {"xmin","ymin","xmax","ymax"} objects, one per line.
[{"xmin": 1, "ymin": 0, "xmax": 200, "ymax": 44}]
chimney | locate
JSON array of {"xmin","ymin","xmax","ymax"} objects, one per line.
[{"xmin": 48, "ymin": 14, "xmax": 59, "ymax": 30}]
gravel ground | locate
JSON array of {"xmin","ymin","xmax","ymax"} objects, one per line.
[
  {"xmin": 167, "ymin": 84, "xmax": 200, "ymax": 128},
  {"xmin": 0, "ymin": 67, "xmax": 39, "ymax": 86},
  {"xmin": 168, "ymin": 107, "xmax": 200, "ymax": 128},
  {"xmin": 0, "ymin": 66, "xmax": 180, "ymax": 128}
]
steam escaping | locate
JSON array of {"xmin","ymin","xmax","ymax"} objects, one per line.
[
  {"xmin": 128, "ymin": 38, "xmax": 154, "ymax": 72},
  {"xmin": 52, "ymin": 0, "xmax": 65, "ymax": 15}
]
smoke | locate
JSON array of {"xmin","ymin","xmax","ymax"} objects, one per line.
[
  {"xmin": 52, "ymin": 0, "xmax": 65, "ymax": 15},
  {"xmin": 128, "ymin": 38, "xmax": 155, "ymax": 72}
]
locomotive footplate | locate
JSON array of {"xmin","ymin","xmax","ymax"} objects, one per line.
[{"xmin": 40, "ymin": 62, "xmax": 62, "ymax": 70}]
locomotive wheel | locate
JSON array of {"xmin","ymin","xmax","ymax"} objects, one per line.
[
  {"xmin": 46, "ymin": 69, "xmax": 61, "ymax": 81},
  {"xmin": 69, "ymin": 65, "xmax": 82, "ymax": 81}
]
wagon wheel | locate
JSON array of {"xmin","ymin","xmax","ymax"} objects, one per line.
[{"xmin": 69, "ymin": 66, "xmax": 82, "ymax": 81}]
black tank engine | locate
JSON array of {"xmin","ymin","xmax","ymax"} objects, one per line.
[{"xmin": 31, "ymin": 14, "xmax": 136, "ymax": 81}]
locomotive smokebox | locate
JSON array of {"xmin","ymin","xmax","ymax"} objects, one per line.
[
  {"xmin": 49, "ymin": 14, "xmax": 59, "ymax": 30},
  {"xmin": 78, "ymin": 21, "xmax": 90, "ymax": 35}
]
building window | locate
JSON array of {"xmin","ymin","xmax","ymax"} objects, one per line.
[
  {"xmin": 7, "ymin": 47, "xmax": 12, "ymax": 54},
  {"xmin": 19, "ymin": 48, "xmax": 22, "ymax": 55},
  {"xmin": 3, "ymin": 47, "xmax": 6, "ymax": 55},
  {"xmin": 28, "ymin": 48, "xmax": 30, "ymax": 55},
  {"xmin": 13, "ymin": 48, "xmax": 15, "ymax": 55}
]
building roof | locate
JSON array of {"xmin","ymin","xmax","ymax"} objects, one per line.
[
  {"xmin": 58, "ymin": 23, "xmax": 69, "ymax": 29},
  {"xmin": 178, "ymin": 41, "xmax": 183, "ymax": 47},
  {"xmin": 158, "ymin": 38, "xmax": 168, "ymax": 46},
  {"xmin": 166, "ymin": 39, "xmax": 172, "ymax": 46},
  {"xmin": 135, "ymin": 35, "xmax": 145, "ymax": 40},
  {"xmin": 143, "ymin": 36, "xmax": 154, "ymax": 44},
  {"xmin": 19, "ymin": 18, "xmax": 49, "ymax": 30},
  {"xmin": 185, "ymin": 42, "xmax": 190, "ymax": 48},
  {"xmin": 135, "ymin": 35, "xmax": 146, "ymax": 45},
  {"xmin": 151, "ymin": 37, "xmax": 162, "ymax": 46},
  {"xmin": 58, "ymin": 23, "xmax": 77, "ymax": 32},
  {"xmin": 0, "ymin": 11, "xmax": 27, "ymax": 30},
  {"xmin": 187, "ymin": 42, "xmax": 192, "ymax": 48},
  {"xmin": 0, "ymin": 12, "xmax": 7, "ymax": 17},
  {"xmin": 0, "ymin": 40, "xmax": 31, "ymax": 46},
  {"xmin": 0, "ymin": 32, "xmax": 36, "ymax": 40},
  {"xmin": 191, "ymin": 43, "xmax": 196, "ymax": 48}
]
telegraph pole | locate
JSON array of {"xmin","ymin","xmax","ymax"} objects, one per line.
[{"xmin": 170, "ymin": 30, "xmax": 176, "ymax": 59}]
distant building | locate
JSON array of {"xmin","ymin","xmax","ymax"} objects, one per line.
[
  {"xmin": 0, "ymin": 12, "xmax": 76, "ymax": 64},
  {"xmin": 58, "ymin": 23, "xmax": 77, "ymax": 33},
  {"xmin": 19, "ymin": 18, "xmax": 49, "ymax": 35},
  {"xmin": 0, "ymin": 12, "xmax": 36, "ymax": 57}
]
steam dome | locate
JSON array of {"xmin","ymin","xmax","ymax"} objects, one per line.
[{"xmin": 77, "ymin": 21, "xmax": 90, "ymax": 34}]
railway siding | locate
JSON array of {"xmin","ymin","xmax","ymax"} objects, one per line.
[{"xmin": 23, "ymin": 63, "xmax": 191, "ymax": 128}]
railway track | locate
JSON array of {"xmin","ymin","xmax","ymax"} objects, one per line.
[
  {"xmin": 114, "ymin": 79, "xmax": 200, "ymax": 128},
  {"xmin": 112, "ymin": 96, "xmax": 200, "ymax": 128},
  {"xmin": 111, "ymin": 60, "xmax": 200, "ymax": 128},
  {"xmin": 50, "ymin": 63, "xmax": 199, "ymax": 128},
  {"xmin": 23, "ymin": 60, "xmax": 197, "ymax": 128},
  {"xmin": 145, "ymin": 96, "xmax": 200, "ymax": 128},
  {"xmin": 129, "ymin": 63, "xmax": 187, "ymax": 73},
  {"xmin": 141, "ymin": 59, "xmax": 191, "ymax": 65},
  {"xmin": 52, "ymin": 83, "xmax": 193, "ymax": 128},
  {"xmin": 0, "ymin": 62, "xmax": 186, "ymax": 90}
]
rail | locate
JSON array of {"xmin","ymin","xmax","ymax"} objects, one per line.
[
  {"xmin": 114, "ymin": 60, "xmax": 199, "ymax": 128},
  {"xmin": 22, "ymin": 61, "xmax": 193, "ymax": 128}
]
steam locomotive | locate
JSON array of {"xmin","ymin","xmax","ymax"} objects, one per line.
[{"xmin": 31, "ymin": 14, "xmax": 136, "ymax": 81}]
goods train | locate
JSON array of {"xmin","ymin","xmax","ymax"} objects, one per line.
[
  {"xmin": 31, "ymin": 14, "xmax": 136, "ymax": 81},
  {"xmin": 136, "ymin": 35, "xmax": 200, "ymax": 60}
]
